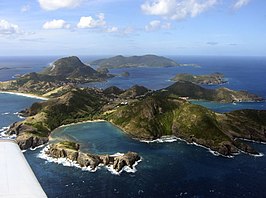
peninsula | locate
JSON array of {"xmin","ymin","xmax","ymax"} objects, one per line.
[{"xmin": 91, "ymin": 55, "xmax": 180, "ymax": 68}]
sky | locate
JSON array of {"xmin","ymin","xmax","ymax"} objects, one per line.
[{"xmin": 0, "ymin": 0, "xmax": 265, "ymax": 56}]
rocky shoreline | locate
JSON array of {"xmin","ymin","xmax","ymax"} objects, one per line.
[{"xmin": 43, "ymin": 141, "xmax": 141, "ymax": 174}]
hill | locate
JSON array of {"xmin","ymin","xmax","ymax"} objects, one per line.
[
  {"xmin": 6, "ymin": 84, "xmax": 266, "ymax": 156},
  {"xmin": 0, "ymin": 56, "xmax": 111, "ymax": 96},
  {"xmin": 91, "ymin": 55, "xmax": 180, "ymax": 68},
  {"xmin": 106, "ymin": 94, "xmax": 266, "ymax": 156},
  {"xmin": 41, "ymin": 56, "xmax": 98, "ymax": 79},
  {"xmin": 164, "ymin": 81, "xmax": 263, "ymax": 103}
]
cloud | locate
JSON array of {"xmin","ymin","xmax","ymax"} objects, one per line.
[
  {"xmin": 232, "ymin": 0, "xmax": 250, "ymax": 10},
  {"xmin": 123, "ymin": 27, "xmax": 134, "ymax": 35},
  {"xmin": 145, "ymin": 20, "xmax": 161, "ymax": 31},
  {"xmin": 206, "ymin": 41, "xmax": 218, "ymax": 45},
  {"xmin": 21, "ymin": 4, "xmax": 31, "ymax": 12},
  {"xmin": 106, "ymin": 26, "xmax": 119, "ymax": 33},
  {"xmin": 229, "ymin": 43, "xmax": 238, "ymax": 46},
  {"xmin": 0, "ymin": 19, "xmax": 23, "ymax": 35},
  {"xmin": 145, "ymin": 20, "xmax": 171, "ymax": 31},
  {"xmin": 77, "ymin": 13, "xmax": 106, "ymax": 28},
  {"xmin": 141, "ymin": 0, "xmax": 217, "ymax": 20},
  {"xmin": 38, "ymin": 0, "xmax": 83, "ymax": 11},
  {"xmin": 43, "ymin": 19, "xmax": 70, "ymax": 29}
]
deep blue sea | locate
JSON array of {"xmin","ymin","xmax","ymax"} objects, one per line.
[{"xmin": 1, "ymin": 56, "xmax": 266, "ymax": 198}]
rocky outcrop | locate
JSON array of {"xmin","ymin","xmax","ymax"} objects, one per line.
[
  {"xmin": 16, "ymin": 134, "xmax": 48, "ymax": 150},
  {"xmin": 46, "ymin": 142, "xmax": 141, "ymax": 173},
  {"xmin": 7, "ymin": 122, "xmax": 49, "ymax": 150}
]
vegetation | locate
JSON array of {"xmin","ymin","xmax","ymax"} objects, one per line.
[
  {"xmin": 0, "ymin": 56, "xmax": 111, "ymax": 96},
  {"xmin": 91, "ymin": 55, "xmax": 180, "ymax": 68},
  {"xmin": 57, "ymin": 141, "xmax": 79, "ymax": 151},
  {"xmin": 171, "ymin": 73, "xmax": 227, "ymax": 85},
  {"xmin": 164, "ymin": 81, "xmax": 263, "ymax": 103},
  {"xmin": 3, "ymin": 62, "xmax": 264, "ymax": 155}
]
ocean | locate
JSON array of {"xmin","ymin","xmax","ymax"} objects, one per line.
[{"xmin": 0, "ymin": 56, "xmax": 266, "ymax": 197}]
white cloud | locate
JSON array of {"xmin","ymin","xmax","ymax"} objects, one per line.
[
  {"xmin": 0, "ymin": 19, "xmax": 23, "ymax": 35},
  {"xmin": 106, "ymin": 26, "xmax": 119, "ymax": 33},
  {"xmin": 43, "ymin": 19, "xmax": 70, "ymax": 29},
  {"xmin": 141, "ymin": 0, "xmax": 217, "ymax": 20},
  {"xmin": 145, "ymin": 20, "xmax": 161, "ymax": 31},
  {"xmin": 77, "ymin": 13, "xmax": 106, "ymax": 28},
  {"xmin": 206, "ymin": 41, "xmax": 218, "ymax": 45},
  {"xmin": 123, "ymin": 27, "xmax": 134, "ymax": 35},
  {"xmin": 232, "ymin": 0, "xmax": 250, "ymax": 10},
  {"xmin": 38, "ymin": 0, "xmax": 83, "ymax": 11},
  {"xmin": 21, "ymin": 4, "xmax": 31, "ymax": 12},
  {"xmin": 145, "ymin": 20, "xmax": 171, "ymax": 31}
]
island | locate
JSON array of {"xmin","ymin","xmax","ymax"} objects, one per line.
[
  {"xmin": 0, "ymin": 56, "xmax": 112, "ymax": 96},
  {"xmin": 120, "ymin": 71, "xmax": 130, "ymax": 77},
  {"xmin": 171, "ymin": 73, "xmax": 228, "ymax": 85},
  {"xmin": 90, "ymin": 54, "xmax": 180, "ymax": 68},
  {"xmin": 1, "ymin": 55, "xmax": 265, "ymax": 160},
  {"xmin": 0, "ymin": 67, "xmax": 11, "ymax": 70}
]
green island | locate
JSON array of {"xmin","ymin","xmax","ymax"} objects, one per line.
[
  {"xmin": 1, "ymin": 56, "xmax": 266, "ymax": 168},
  {"xmin": 90, "ymin": 54, "xmax": 180, "ymax": 68},
  {"xmin": 0, "ymin": 56, "xmax": 112, "ymax": 96},
  {"xmin": 171, "ymin": 73, "xmax": 228, "ymax": 85}
]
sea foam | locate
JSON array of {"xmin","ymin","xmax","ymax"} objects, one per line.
[
  {"xmin": 139, "ymin": 135, "xmax": 178, "ymax": 143},
  {"xmin": 1, "ymin": 112, "xmax": 10, "ymax": 115},
  {"xmin": 38, "ymin": 146, "xmax": 141, "ymax": 175},
  {"xmin": 13, "ymin": 112, "xmax": 25, "ymax": 119}
]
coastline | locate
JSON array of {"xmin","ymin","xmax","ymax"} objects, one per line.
[
  {"xmin": 56, "ymin": 119, "xmax": 106, "ymax": 129},
  {"xmin": 38, "ymin": 145, "xmax": 142, "ymax": 175},
  {"xmin": 0, "ymin": 91, "xmax": 49, "ymax": 100},
  {"xmin": 139, "ymin": 135, "xmax": 264, "ymax": 158}
]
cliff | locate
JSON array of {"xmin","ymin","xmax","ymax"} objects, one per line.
[{"xmin": 45, "ymin": 141, "xmax": 140, "ymax": 173}]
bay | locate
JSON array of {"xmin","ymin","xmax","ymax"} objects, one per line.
[{"xmin": 1, "ymin": 55, "xmax": 266, "ymax": 197}]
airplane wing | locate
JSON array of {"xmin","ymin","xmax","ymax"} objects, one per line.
[{"xmin": 0, "ymin": 139, "xmax": 47, "ymax": 197}]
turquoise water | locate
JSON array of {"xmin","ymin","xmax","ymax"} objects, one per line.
[
  {"xmin": 25, "ymin": 121, "xmax": 266, "ymax": 198},
  {"xmin": 1, "ymin": 56, "xmax": 266, "ymax": 197}
]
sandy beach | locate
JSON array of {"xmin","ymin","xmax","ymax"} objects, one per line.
[{"xmin": 0, "ymin": 91, "xmax": 49, "ymax": 100}]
